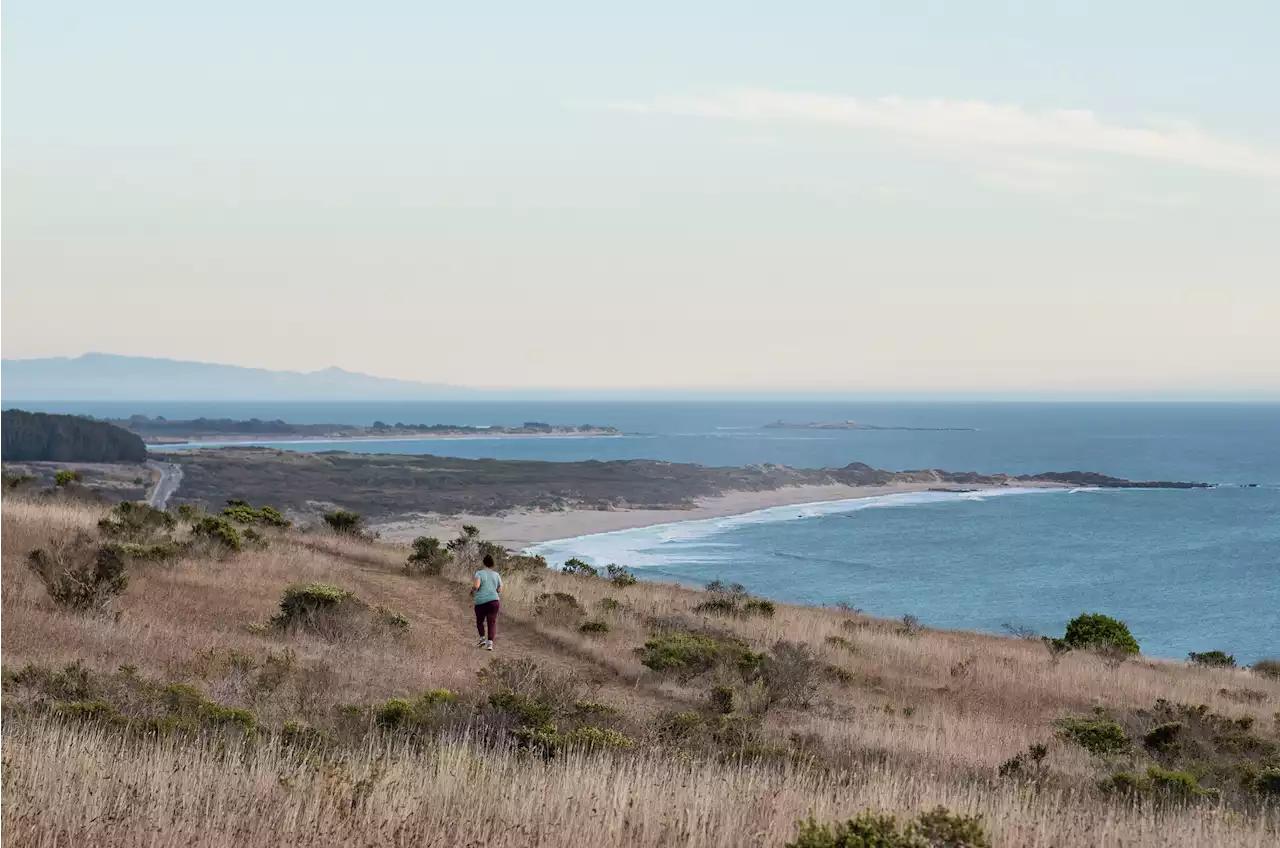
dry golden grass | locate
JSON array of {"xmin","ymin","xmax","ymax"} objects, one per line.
[{"xmin": 3, "ymin": 496, "xmax": 1278, "ymax": 847}]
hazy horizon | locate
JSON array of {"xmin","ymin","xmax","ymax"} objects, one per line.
[{"xmin": 4, "ymin": 3, "xmax": 1278, "ymax": 394}]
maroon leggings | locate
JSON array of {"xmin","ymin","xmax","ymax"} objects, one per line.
[{"xmin": 475, "ymin": 600, "xmax": 500, "ymax": 641}]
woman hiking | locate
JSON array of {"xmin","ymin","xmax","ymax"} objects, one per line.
[{"xmin": 472, "ymin": 553, "xmax": 503, "ymax": 651}]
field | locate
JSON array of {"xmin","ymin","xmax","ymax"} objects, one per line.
[
  {"xmin": 163, "ymin": 447, "xmax": 1179, "ymax": 523},
  {"xmin": 2, "ymin": 495, "xmax": 1278, "ymax": 847}
]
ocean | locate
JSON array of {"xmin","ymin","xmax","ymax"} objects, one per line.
[{"xmin": 19, "ymin": 400, "xmax": 1280, "ymax": 663}]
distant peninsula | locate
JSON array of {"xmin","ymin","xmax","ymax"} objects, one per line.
[
  {"xmin": 111, "ymin": 415, "xmax": 620, "ymax": 444},
  {"xmin": 765, "ymin": 420, "xmax": 977, "ymax": 432}
]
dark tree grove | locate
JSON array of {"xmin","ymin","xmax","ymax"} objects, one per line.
[{"xmin": 2, "ymin": 409, "xmax": 148, "ymax": 463}]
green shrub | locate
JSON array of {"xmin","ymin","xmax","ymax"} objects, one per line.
[
  {"xmin": 54, "ymin": 470, "xmax": 81, "ymax": 487},
  {"xmin": 1143, "ymin": 721, "xmax": 1183, "ymax": 751},
  {"xmin": 598, "ymin": 597, "xmax": 621, "ymax": 612},
  {"xmin": 405, "ymin": 536, "xmax": 451, "ymax": 576},
  {"xmin": 1062, "ymin": 613, "xmax": 1140, "ymax": 654},
  {"xmin": 199, "ymin": 704, "xmax": 257, "ymax": 733},
  {"xmin": 605, "ymin": 564, "xmax": 637, "ymax": 586},
  {"xmin": 268, "ymin": 583, "xmax": 405, "ymax": 639},
  {"xmin": 97, "ymin": 501, "xmax": 176, "ymax": 541},
  {"xmin": 222, "ymin": 502, "xmax": 291, "ymax": 528},
  {"xmin": 1147, "ymin": 765, "xmax": 1219, "ymax": 800},
  {"xmin": 27, "ymin": 537, "xmax": 128, "ymax": 611},
  {"xmin": 1055, "ymin": 716, "xmax": 1129, "ymax": 755},
  {"xmin": 1252, "ymin": 658, "xmax": 1280, "ymax": 679},
  {"xmin": 242, "ymin": 528, "xmax": 269, "ymax": 550},
  {"xmin": 120, "ymin": 540, "xmax": 184, "ymax": 563},
  {"xmin": 1254, "ymin": 768, "xmax": 1280, "ymax": 795},
  {"xmin": 1188, "ymin": 650, "xmax": 1236, "ymax": 668},
  {"xmin": 571, "ymin": 701, "xmax": 619, "ymax": 719},
  {"xmin": 175, "ymin": 503, "xmax": 200, "ymax": 522},
  {"xmin": 56, "ymin": 699, "xmax": 120, "ymax": 723},
  {"xmin": 787, "ymin": 806, "xmax": 990, "ymax": 848},
  {"xmin": 998, "ymin": 743, "xmax": 1049, "ymax": 779},
  {"xmin": 321, "ymin": 509, "xmax": 363, "ymax": 535},
  {"xmin": 191, "ymin": 516, "xmax": 242, "ymax": 553},
  {"xmin": 489, "ymin": 691, "xmax": 556, "ymax": 728},
  {"xmin": 638, "ymin": 632, "xmax": 730, "ymax": 676},
  {"xmin": 693, "ymin": 597, "xmax": 740, "ymax": 617},
  {"xmin": 653, "ymin": 710, "xmax": 704, "ymax": 742},
  {"xmin": 562, "ymin": 557, "xmax": 599, "ymax": 578},
  {"xmin": 577, "ymin": 619, "xmax": 610, "ymax": 635},
  {"xmin": 564, "ymin": 725, "xmax": 635, "ymax": 750},
  {"xmin": 374, "ymin": 690, "xmax": 457, "ymax": 729},
  {"xmin": 709, "ymin": 684, "xmax": 735, "ymax": 714},
  {"xmin": 743, "ymin": 598, "xmax": 776, "ymax": 618}
]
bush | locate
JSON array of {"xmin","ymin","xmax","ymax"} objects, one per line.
[
  {"xmin": 1251, "ymin": 658, "xmax": 1280, "ymax": 679},
  {"xmin": 693, "ymin": 597, "xmax": 740, "ymax": 617},
  {"xmin": 534, "ymin": 592, "xmax": 586, "ymax": 627},
  {"xmin": 787, "ymin": 807, "xmax": 990, "ymax": 848},
  {"xmin": 1146, "ymin": 765, "xmax": 1220, "ymax": 800},
  {"xmin": 563, "ymin": 725, "xmax": 635, "ymax": 751},
  {"xmin": 1055, "ymin": 716, "xmax": 1128, "ymax": 755},
  {"xmin": 562, "ymin": 557, "xmax": 599, "ymax": 578},
  {"xmin": 222, "ymin": 502, "xmax": 291, "ymax": 528},
  {"xmin": 1255, "ymin": 768, "xmax": 1280, "ymax": 795},
  {"xmin": 54, "ymin": 470, "xmax": 81, "ymax": 487},
  {"xmin": 762, "ymin": 641, "xmax": 822, "ymax": 709},
  {"xmin": 27, "ymin": 535, "xmax": 128, "ymax": 611},
  {"xmin": 709, "ymin": 684, "xmax": 735, "ymax": 715},
  {"xmin": 1142, "ymin": 721, "xmax": 1183, "ymax": 751},
  {"xmin": 743, "ymin": 598, "xmax": 776, "ymax": 618},
  {"xmin": 405, "ymin": 536, "xmax": 451, "ymax": 576},
  {"xmin": 108, "ymin": 541, "xmax": 181, "ymax": 564},
  {"xmin": 998, "ymin": 742, "xmax": 1049, "ymax": 779},
  {"xmin": 175, "ymin": 503, "xmax": 200, "ymax": 522},
  {"xmin": 577, "ymin": 620, "xmax": 610, "ymax": 635},
  {"xmin": 321, "ymin": 510, "xmax": 363, "ymax": 535},
  {"xmin": 1062, "ymin": 613, "xmax": 1140, "ymax": 654},
  {"xmin": 191, "ymin": 516, "xmax": 242, "ymax": 553},
  {"xmin": 97, "ymin": 501, "xmax": 176, "ymax": 541},
  {"xmin": 269, "ymin": 583, "xmax": 407, "ymax": 640},
  {"xmin": 605, "ymin": 564, "xmax": 637, "ymax": 586},
  {"xmin": 374, "ymin": 689, "xmax": 457, "ymax": 729},
  {"xmin": 638, "ymin": 632, "xmax": 734, "ymax": 677},
  {"xmin": 598, "ymin": 597, "xmax": 621, "ymax": 612},
  {"xmin": 1188, "ymin": 650, "xmax": 1235, "ymax": 668}
]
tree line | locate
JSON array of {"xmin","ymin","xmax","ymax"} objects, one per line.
[{"xmin": 2, "ymin": 409, "xmax": 148, "ymax": 463}]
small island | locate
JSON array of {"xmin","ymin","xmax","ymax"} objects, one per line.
[
  {"xmin": 106, "ymin": 415, "xmax": 621, "ymax": 444},
  {"xmin": 765, "ymin": 420, "xmax": 976, "ymax": 432}
]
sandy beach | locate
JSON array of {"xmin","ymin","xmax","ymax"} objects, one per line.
[{"xmin": 371, "ymin": 480, "xmax": 1067, "ymax": 549}]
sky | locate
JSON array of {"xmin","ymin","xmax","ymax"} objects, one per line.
[{"xmin": 3, "ymin": 2, "xmax": 1279, "ymax": 396}]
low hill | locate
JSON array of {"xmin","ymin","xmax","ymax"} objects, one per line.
[
  {"xmin": 2, "ymin": 496, "xmax": 1276, "ymax": 847},
  {"xmin": 1, "ymin": 409, "xmax": 148, "ymax": 463},
  {"xmin": 0, "ymin": 353, "xmax": 468, "ymax": 401}
]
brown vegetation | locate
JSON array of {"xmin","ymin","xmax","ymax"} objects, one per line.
[{"xmin": 2, "ymin": 495, "xmax": 1278, "ymax": 847}]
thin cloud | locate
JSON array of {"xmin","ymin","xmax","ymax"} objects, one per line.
[{"xmin": 603, "ymin": 90, "xmax": 1280, "ymax": 178}]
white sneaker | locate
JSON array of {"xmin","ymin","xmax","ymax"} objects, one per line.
[
  {"xmin": 477, "ymin": 637, "xmax": 488, "ymax": 648},
  {"xmin": 485, "ymin": 640, "xmax": 494, "ymax": 651}
]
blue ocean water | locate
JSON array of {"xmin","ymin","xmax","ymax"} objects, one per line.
[{"xmin": 18, "ymin": 400, "xmax": 1279, "ymax": 662}]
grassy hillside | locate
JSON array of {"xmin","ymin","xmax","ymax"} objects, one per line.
[{"xmin": 2, "ymin": 496, "xmax": 1277, "ymax": 847}]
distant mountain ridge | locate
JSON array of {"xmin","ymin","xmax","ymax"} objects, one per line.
[{"xmin": 0, "ymin": 354, "xmax": 469, "ymax": 401}]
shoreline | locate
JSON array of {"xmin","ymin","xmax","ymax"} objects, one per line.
[
  {"xmin": 370, "ymin": 480, "xmax": 1070, "ymax": 550},
  {"xmin": 147, "ymin": 431, "xmax": 623, "ymax": 449}
]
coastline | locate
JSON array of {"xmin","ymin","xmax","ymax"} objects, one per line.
[
  {"xmin": 147, "ymin": 431, "xmax": 622, "ymax": 449},
  {"xmin": 370, "ymin": 480, "xmax": 1069, "ymax": 549}
]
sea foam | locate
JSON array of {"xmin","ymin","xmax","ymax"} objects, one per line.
[{"xmin": 525, "ymin": 486, "xmax": 1074, "ymax": 570}]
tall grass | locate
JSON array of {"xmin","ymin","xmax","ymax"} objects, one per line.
[{"xmin": 3, "ymin": 495, "xmax": 1277, "ymax": 846}]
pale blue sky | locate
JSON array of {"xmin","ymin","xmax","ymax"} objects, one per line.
[{"xmin": 4, "ymin": 2, "xmax": 1278, "ymax": 394}]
